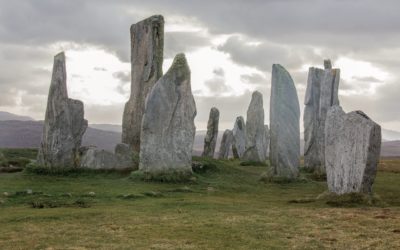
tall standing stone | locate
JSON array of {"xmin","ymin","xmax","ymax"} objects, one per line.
[
  {"xmin": 270, "ymin": 64, "xmax": 300, "ymax": 179},
  {"xmin": 218, "ymin": 129, "xmax": 233, "ymax": 159},
  {"xmin": 139, "ymin": 53, "xmax": 196, "ymax": 178},
  {"xmin": 303, "ymin": 59, "xmax": 340, "ymax": 174},
  {"xmin": 232, "ymin": 116, "xmax": 246, "ymax": 159},
  {"xmin": 242, "ymin": 91, "xmax": 268, "ymax": 162},
  {"xmin": 202, "ymin": 107, "xmax": 219, "ymax": 158},
  {"xmin": 37, "ymin": 52, "xmax": 88, "ymax": 168},
  {"xmin": 122, "ymin": 15, "xmax": 164, "ymax": 152},
  {"xmin": 325, "ymin": 106, "xmax": 381, "ymax": 194}
]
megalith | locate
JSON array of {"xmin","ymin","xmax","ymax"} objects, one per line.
[
  {"xmin": 232, "ymin": 116, "xmax": 246, "ymax": 159},
  {"xmin": 325, "ymin": 106, "xmax": 381, "ymax": 194},
  {"xmin": 139, "ymin": 53, "xmax": 196, "ymax": 178},
  {"xmin": 303, "ymin": 59, "xmax": 340, "ymax": 174},
  {"xmin": 269, "ymin": 64, "xmax": 300, "ymax": 179},
  {"xmin": 37, "ymin": 52, "xmax": 88, "ymax": 168},
  {"xmin": 122, "ymin": 15, "xmax": 164, "ymax": 152},
  {"xmin": 218, "ymin": 129, "xmax": 233, "ymax": 159},
  {"xmin": 242, "ymin": 91, "xmax": 268, "ymax": 162},
  {"xmin": 202, "ymin": 107, "xmax": 219, "ymax": 158}
]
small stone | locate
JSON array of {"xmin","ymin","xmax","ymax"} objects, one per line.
[
  {"xmin": 242, "ymin": 91, "xmax": 268, "ymax": 162},
  {"xmin": 218, "ymin": 129, "xmax": 233, "ymax": 159},
  {"xmin": 80, "ymin": 144, "xmax": 136, "ymax": 170},
  {"xmin": 202, "ymin": 107, "xmax": 220, "ymax": 158},
  {"xmin": 232, "ymin": 116, "xmax": 246, "ymax": 159},
  {"xmin": 26, "ymin": 189, "xmax": 33, "ymax": 195},
  {"xmin": 87, "ymin": 192, "xmax": 96, "ymax": 197},
  {"xmin": 3, "ymin": 192, "xmax": 9, "ymax": 197}
]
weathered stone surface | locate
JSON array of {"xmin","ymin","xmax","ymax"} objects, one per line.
[
  {"xmin": 303, "ymin": 60, "xmax": 340, "ymax": 174},
  {"xmin": 37, "ymin": 52, "xmax": 88, "ymax": 168},
  {"xmin": 122, "ymin": 15, "xmax": 164, "ymax": 152},
  {"xmin": 324, "ymin": 59, "xmax": 332, "ymax": 69},
  {"xmin": 202, "ymin": 107, "xmax": 219, "ymax": 157},
  {"xmin": 325, "ymin": 106, "xmax": 381, "ymax": 194},
  {"xmin": 80, "ymin": 143, "xmax": 136, "ymax": 170},
  {"xmin": 218, "ymin": 129, "xmax": 233, "ymax": 159},
  {"xmin": 232, "ymin": 116, "xmax": 246, "ymax": 159},
  {"xmin": 265, "ymin": 125, "xmax": 270, "ymax": 155},
  {"xmin": 139, "ymin": 53, "xmax": 196, "ymax": 176},
  {"xmin": 269, "ymin": 64, "xmax": 300, "ymax": 179},
  {"xmin": 242, "ymin": 91, "xmax": 268, "ymax": 162}
]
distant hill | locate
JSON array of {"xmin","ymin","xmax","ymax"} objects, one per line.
[
  {"xmin": 0, "ymin": 111, "xmax": 34, "ymax": 121},
  {"xmin": 0, "ymin": 120, "xmax": 121, "ymax": 151},
  {"xmin": 89, "ymin": 124, "xmax": 122, "ymax": 133},
  {"xmin": 382, "ymin": 129, "xmax": 400, "ymax": 141},
  {"xmin": 0, "ymin": 111, "xmax": 399, "ymax": 157}
]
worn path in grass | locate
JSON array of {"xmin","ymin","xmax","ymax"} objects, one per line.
[{"xmin": 0, "ymin": 158, "xmax": 399, "ymax": 249}]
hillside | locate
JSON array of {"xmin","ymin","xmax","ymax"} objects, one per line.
[
  {"xmin": 0, "ymin": 119, "xmax": 399, "ymax": 157},
  {"xmin": 0, "ymin": 120, "xmax": 121, "ymax": 151},
  {"xmin": 0, "ymin": 111, "xmax": 33, "ymax": 121}
]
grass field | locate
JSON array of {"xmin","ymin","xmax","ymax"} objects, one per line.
[{"xmin": 0, "ymin": 149, "xmax": 399, "ymax": 249}]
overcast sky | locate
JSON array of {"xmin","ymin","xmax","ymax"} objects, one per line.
[{"xmin": 0, "ymin": 0, "xmax": 399, "ymax": 131}]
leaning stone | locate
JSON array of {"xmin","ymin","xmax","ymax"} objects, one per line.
[
  {"xmin": 202, "ymin": 107, "xmax": 219, "ymax": 158},
  {"xmin": 37, "ymin": 52, "xmax": 88, "ymax": 168},
  {"xmin": 218, "ymin": 129, "xmax": 233, "ymax": 159},
  {"xmin": 242, "ymin": 91, "xmax": 268, "ymax": 162},
  {"xmin": 325, "ymin": 106, "xmax": 381, "ymax": 194},
  {"xmin": 139, "ymin": 53, "xmax": 196, "ymax": 179},
  {"xmin": 303, "ymin": 60, "xmax": 340, "ymax": 174},
  {"xmin": 232, "ymin": 116, "xmax": 246, "ymax": 159},
  {"xmin": 122, "ymin": 15, "xmax": 164, "ymax": 152},
  {"xmin": 269, "ymin": 64, "xmax": 300, "ymax": 179}
]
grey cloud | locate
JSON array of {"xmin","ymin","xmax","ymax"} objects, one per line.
[
  {"xmin": 240, "ymin": 73, "xmax": 267, "ymax": 85},
  {"xmin": 0, "ymin": 0, "xmax": 399, "ymax": 129},
  {"xmin": 165, "ymin": 31, "xmax": 210, "ymax": 58},
  {"xmin": 352, "ymin": 76, "xmax": 384, "ymax": 83},
  {"xmin": 204, "ymin": 68, "xmax": 231, "ymax": 94},
  {"xmin": 213, "ymin": 68, "xmax": 224, "ymax": 77},
  {"xmin": 340, "ymin": 81, "xmax": 400, "ymax": 124}
]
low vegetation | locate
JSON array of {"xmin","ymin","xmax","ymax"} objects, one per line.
[{"xmin": 0, "ymin": 149, "xmax": 399, "ymax": 249}]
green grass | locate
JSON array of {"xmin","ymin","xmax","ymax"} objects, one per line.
[
  {"xmin": 0, "ymin": 154, "xmax": 399, "ymax": 249},
  {"xmin": 0, "ymin": 148, "xmax": 37, "ymax": 168}
]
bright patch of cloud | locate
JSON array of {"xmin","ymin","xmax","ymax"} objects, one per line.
[{"xmin": 65, "ymin": 47, "xmax": 130, "ymax": 105}]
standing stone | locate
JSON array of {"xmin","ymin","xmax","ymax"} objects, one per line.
[
  {"xmin": 139, "ymin": 53, "xmax": 196, "ymax": 178},
  {"xmin": 232, "ymin": 116, "xmax": 246, "ymax": 159},
  {"xmin": 303, "ymin": 60, "xmax": 340, "ymax": 174},
  {"xmin": 122, "ymin": 15, "xmax": 164, "ymax": 152},
  {"xmin": 265, "ymin": 125, "xmax": 270, "ymax": 156},
  {"xmin": 202, "ymin": 107, "xmax": 219, "ymax": 157},
  {"xmin": 270, "ymin": 64, "xmax": 300, "ymax": 179},
  {"xmin": 242, "ymin": 91, "xmax": 268, "ymax": 162},
  {"xmin": 325, "ymin": 106, "xmax": 381, "ymax": 194},
  {"xmin": 218, "ymin": 129, "xmax": 234, "ymax": 159},
  {"xmin": 37, "ymin": 52, "xmax": 88, "ymax": 168}
]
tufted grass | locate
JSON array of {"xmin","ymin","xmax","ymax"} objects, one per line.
[{"xmin": 0, "ymin": 152, "xmax": 399, "ymax": 249}]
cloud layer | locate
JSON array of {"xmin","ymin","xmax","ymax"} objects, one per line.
[{"xmin": 0, "ymin": 0, "xmax": 399, "ymax": 131}]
